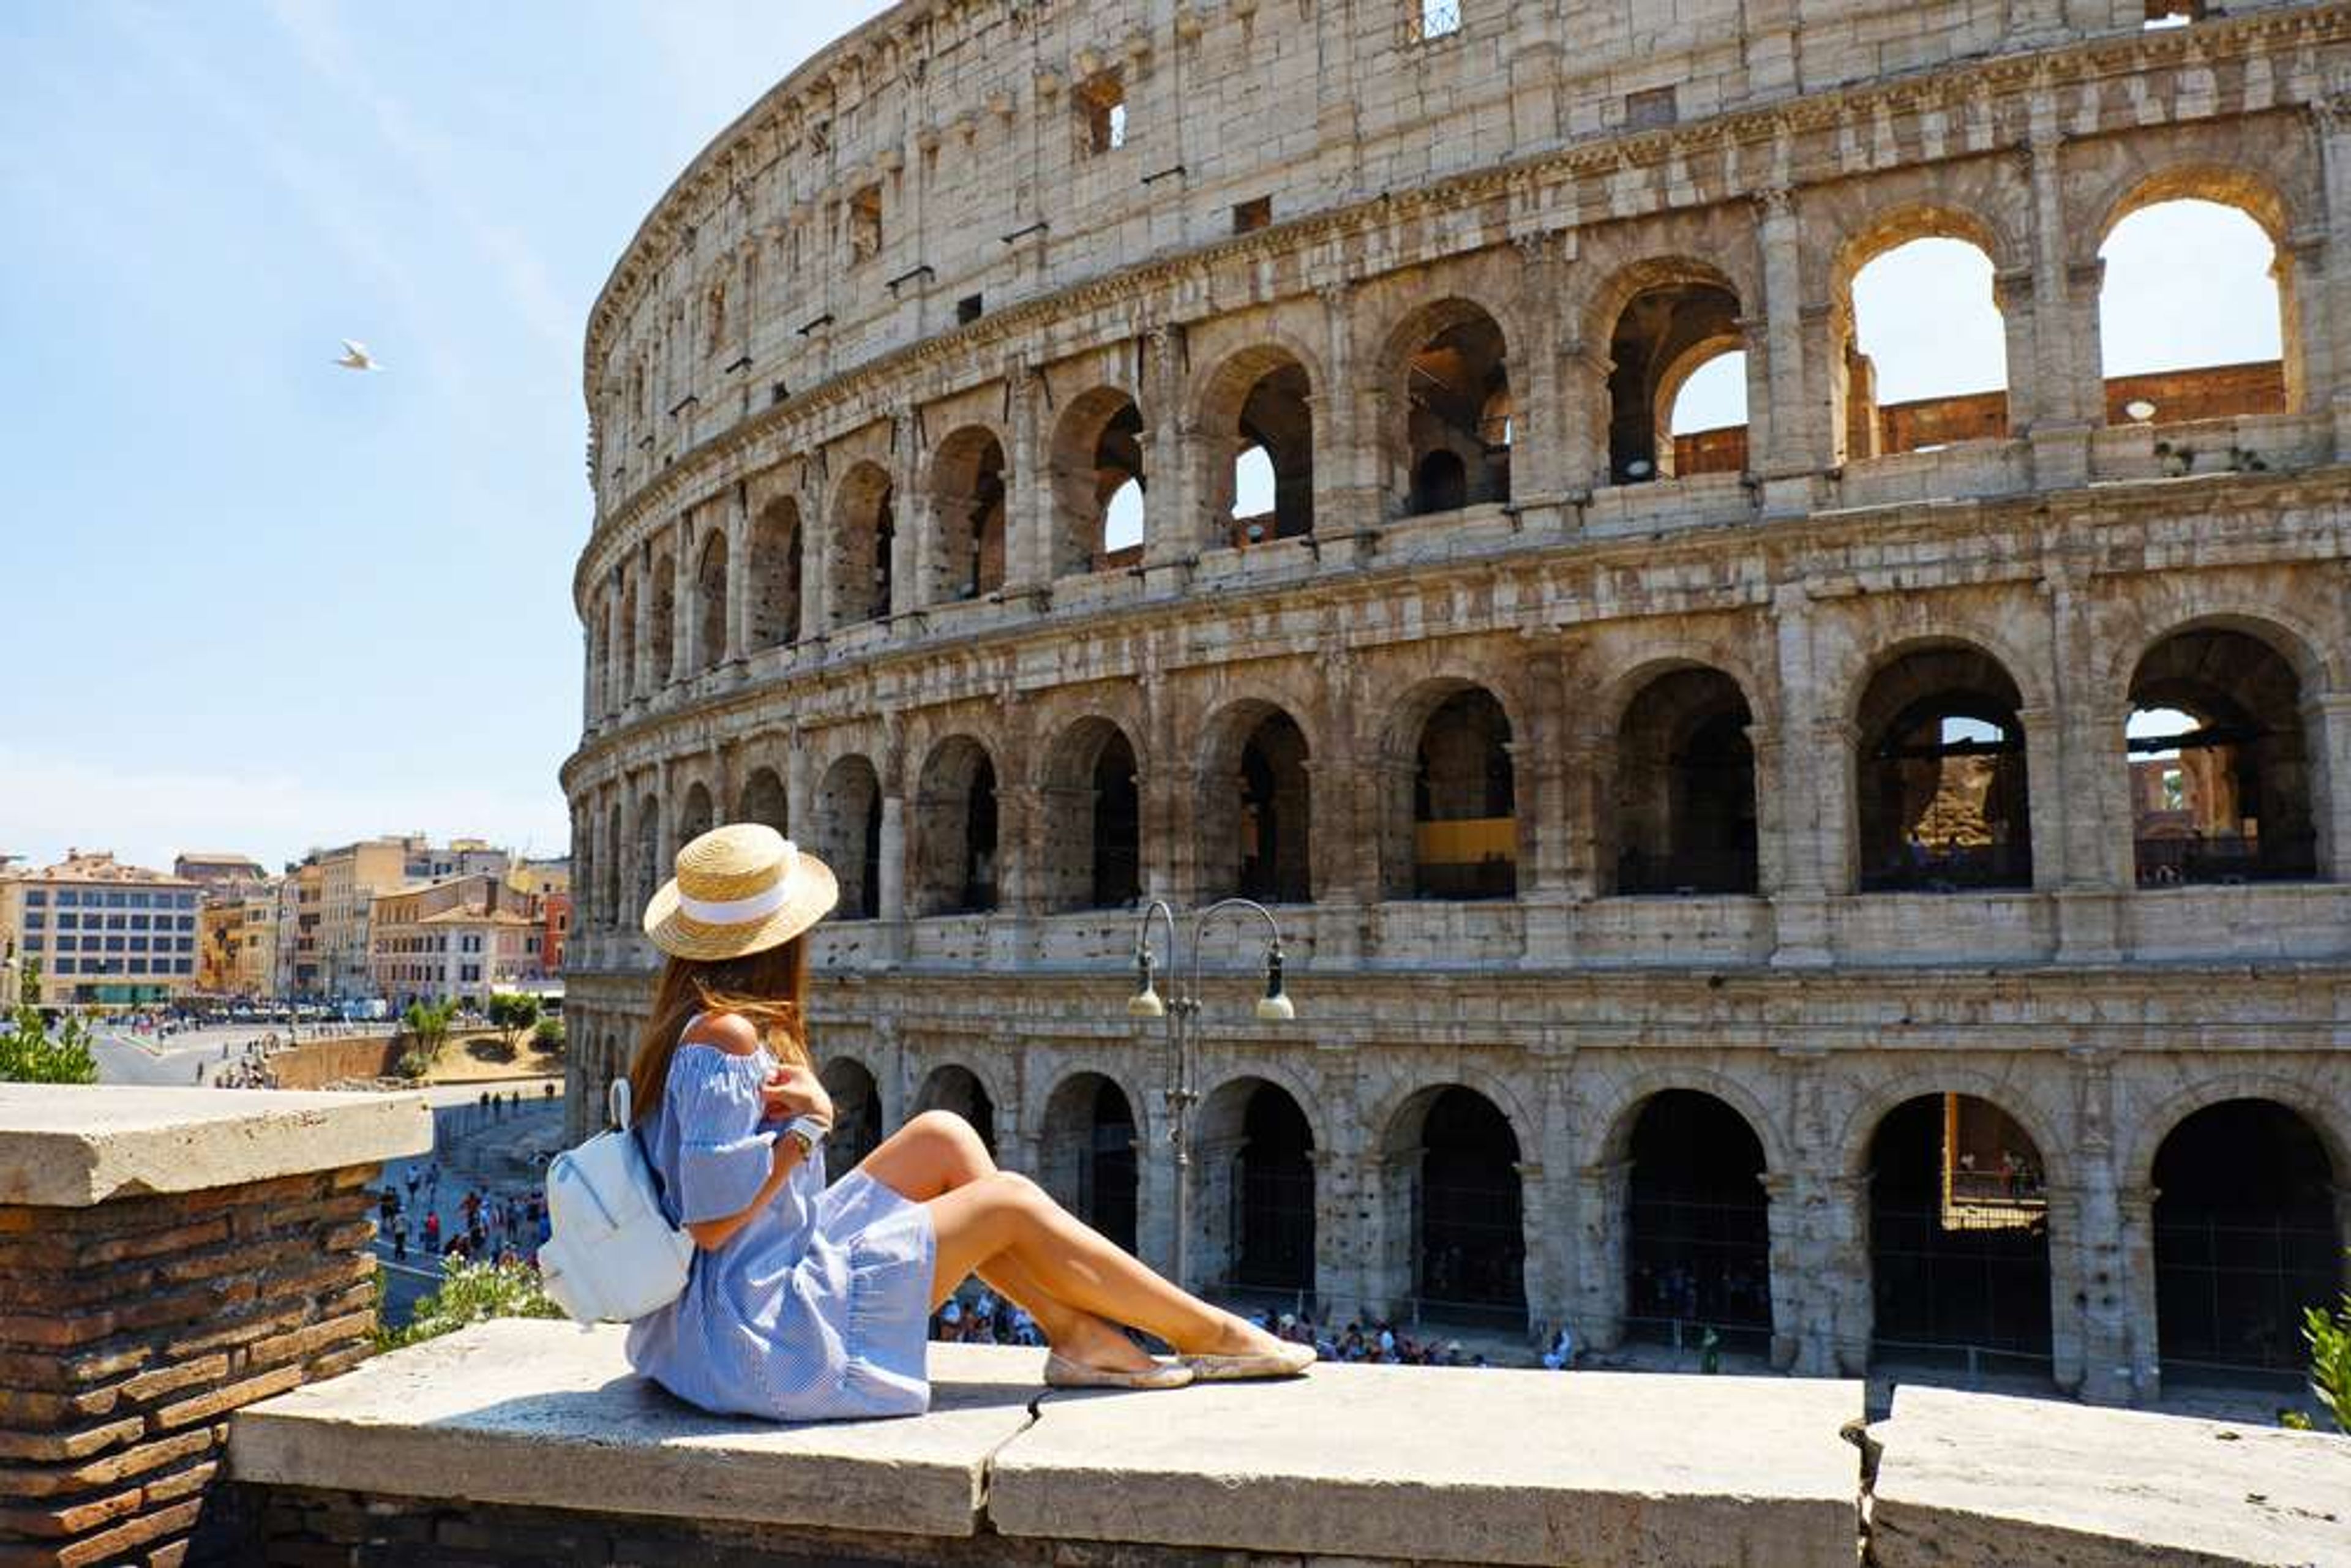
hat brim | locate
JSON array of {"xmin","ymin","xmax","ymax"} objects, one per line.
[{"xmin": 641, "ymin": 852, "xmax": 840, "ymax": 961}]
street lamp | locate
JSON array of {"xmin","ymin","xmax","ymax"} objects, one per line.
[{"xmin": 1123, "ymin": 897, "xmax": 1297, "ymax": 1294}]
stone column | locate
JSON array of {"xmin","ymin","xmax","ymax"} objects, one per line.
[
  {"xmin": 604, "ymin": 577, "xmax": 627, "ymax": 718},
  {"xmin": 631, "ymin": 559, "xmax": 655, "ymax": 704},
  {"xmin": 2024, "ymin": 133, "xmax": 2096, "ymax": 488},
  {"xmin": 2302, "ymin": 692, "xmax": 2351, "ymax": 882},
  {"xmin": 724, "ymin": 489, "xmax": 749, "ymax": 666},
  {"xmin": 1316, "ymin": 283, "xmax": 1374, "ymax": 534},
  {"xmin": 1143, "ymin": 324, "xmax": 1196, "ymax": 578},
  {"xmin": 1557, "ymin": 337, "xmax": 1610, "ymax": 498},
  {"xmin": 1573, "ymin": 1159, "xmax": 1631, "ymax": 1351},
  {"xmin": 877, "ymin": 793, "xmax": 908, "ymax": 925},
  {"xmin": 1752, "ymin": 186, "xmax": 1817, "ymax": 517},
  {"xmin": 1813, "ymin": 1172, "xmax": 1874, "ymax": 1378},
  {"xmin": 2115, "ymin": 1183, "xmax": 2163, "ymax": 1404},
  {"xmin": 1002, "ymin": 358, "xmax": 1050, "ymax": 593},
  {"xmin": 2311, "ymin": 96, "xmax": 2351, "ymax": 455},
  {"xmin": 0, "ymin": 1089, "xmax": 430, "ymax": 1566},
  {"xmin": 670, "ymin": 517, "xmax": 695, "ymax": 687},
  {"xmin": 1510, "ymin": 233, "xmax": 1570, "ymax": 504}
]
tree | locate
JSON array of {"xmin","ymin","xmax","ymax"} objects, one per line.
[
  {"xmin": 531, "ymin": 1015, "xmax": 566, "ymax": 1057},
  {"xmin": 487, "ymin": 992, "xmax": 541, "ymax": 1052},
  {"xmin": 399, "ymin": 998, "xmax": 456, "ymax": 1078},
  {"xmin": 0, "ymin": 961, "xmax": 98, "ymax": 1085}
]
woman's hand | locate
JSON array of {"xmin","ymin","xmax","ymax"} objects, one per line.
[{"xmin": 760, "ymin": 1063, "xmax": 834, "ymax": 1131}]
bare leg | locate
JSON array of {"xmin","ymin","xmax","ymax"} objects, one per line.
[
  {"xmin": 925, "ymin": 1169, "xmax": 1281, "ymax": 1360},
  {"xmin": 858, "ymin": 1113, "xmax": 1153, "ymax": 1371}
]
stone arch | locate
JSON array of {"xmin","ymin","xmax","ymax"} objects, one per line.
[
  {"xmin": 914, "ymin": 1062, "xmax": 999, "ymax": 1155},
  {"xmin": 617, "ymin": 573, "xmax": 640, "ymax": 703},
  {"xmin": 1375, "ymin": 677, "xmax": 1518, "ymax": 901},
  {"xmin": 648, "ymin": 549, "xmax": 678, "ymax": 686},
  {"xmin": 1049, "ymin": 384, "xmax": 1148, "ymax": 576},
  {"xmin": 2104, "ymin": 603, "xmax": 2342, "ymax": 701},
  {"xmin": 1607, "ymin": 663, "xmax": 1760, "ymax": 896},
  {"xmin": 1036, "ymin": 715, "xmax": 1142, "ymax": 912},
  {"xmin": 1609, "ymin": 1085, "xmax": 1777, "ymax": 1353},
  {"xmin": 1038, "ymin": 1070, "xmax": 1140, "ymax": 1252},
  {"xmin": 602, "ymin": 803, "xmax": 623, "ymax": 930},
  {"xmin": 1374, "ymin": 1082, "xmax": 1527, "ymax": 1319},
  {"xmin": 2124, "ymin": 618, "xmax": 2321, "ymax": 885},
  {"xmin": 912, "ymin": 734, "xmax": 1000, "ymax": 916},
  {"xmin": 1851, "ymin": 638, "xmax": 2035, "ymax": 893},
  {"xmin": 1378, "ymin": 296, "xmax": 1514, "ymax": 517},
  {"xmin": 1198, "ymin": 697, "xmax": 1314, "ymax": 904},
  {"xmin": 1586, "ymin": 257, "xmax": 1747, "ymax": 484},
  {"xmin": 675, "ymin": 780, "xmax": 715, "ymax": 847},
  {"xmin": 1194, "ymin": 1073, "xmax": 1318, "ymax": 1297},
  {"xmin": 632, "ymin": 792, "xmax": 663, "ymax": 914},
  {"xmin": 2088, "ymin": 163, "xmax": 2301, "ymax": 418},
  {"xmin": 2124, "ymin": 1075, "xmax": 2351, "ymax": 1193},
  {"xmin": 2148, "ymin": 1095, "xmax": 2345, "ymax": 1376},
  {"xmin": 1830, "ymin": 203, "xmax": 2018, "ymax": 461},
  {"xmin": 811, "ymin": 753, "xmax": 883, "ymax": 920},
  {"xmin": 737, "ymin": 765, "xmax": 788, "ymax": 838},
  {"xmin": 694, "ymin": 527, "xmax": 729, "ymax": 672},
  {"xmin": 1859, "ymin": 1089, "xmax": 2057, "ymax": 1370},
  {"xmin": 746, "ymin": 495, "xmax": 803, "ymax": 651},
  {"xmin": 818, "ymin": 1054, "xmax": 884, "ymax": 1182},
  {"xmin": 828, "ymin": 461, "xmax": 896, "ymax": 628},
  {"xmin": 1194, "ymin": 340, "xmax": 1318, "ymax": 544},
  {"xmin": 1594, "ymin": 1068, "xmax": 1789, "ymax": 1177},
  {"xmin": 928, "ymin": 424, "xmax": 1008, "ymax": 604}
]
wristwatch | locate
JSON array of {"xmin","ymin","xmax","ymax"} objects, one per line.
[{"xmin": 780, "ymin": 1116, "xmax": 827, "ymax": 1161}]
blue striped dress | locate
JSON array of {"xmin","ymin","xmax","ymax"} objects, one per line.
[{"xmin": 624, "ymin": 1039, "xmax": 936, "ymax": 1422}]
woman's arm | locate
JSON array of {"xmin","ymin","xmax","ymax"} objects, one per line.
[{"xmin": 684, "ymin": 1135, "xmax": 807, "ymax": 1251}]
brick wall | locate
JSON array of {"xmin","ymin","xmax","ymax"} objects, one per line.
[
  {"xmin": 0, "ymin": 1166, "xmax": 381, "ymax": 1567},
  {"xmin": 263, "ymin": 1037, "xmax": 401, "ymax": 1090}
]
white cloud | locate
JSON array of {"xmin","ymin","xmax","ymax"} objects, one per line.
[{"xmin": 0, "ymin": 748, "xmax": 570, "ymax": 874}]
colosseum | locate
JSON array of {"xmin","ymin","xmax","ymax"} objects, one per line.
[{"xmin": 562, "ymin": 0, "xmax": 2351, "ymax": 1405}]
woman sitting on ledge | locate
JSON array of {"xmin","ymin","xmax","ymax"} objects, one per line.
[{"xmin": 623, "ymin": 823, "xmax": 1313, "ymax": 1423}]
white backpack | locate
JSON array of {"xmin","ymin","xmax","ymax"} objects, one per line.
[{"xmin": 538, "ymin": 1077, "xmax": 696, "ymax": 1325}]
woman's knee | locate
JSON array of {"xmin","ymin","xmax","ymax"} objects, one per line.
[{"xmin": 909, "ymin": 1109, "xmax": 993, "ymax": 1176}]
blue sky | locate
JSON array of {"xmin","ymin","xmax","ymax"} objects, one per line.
[
  {"xmin": 0, "ymin": 4, "xmax": 2282, "ymax": 874},
  {"xmin": 0, "ymin": 1, "xmax": 893, "ymax": 872}
]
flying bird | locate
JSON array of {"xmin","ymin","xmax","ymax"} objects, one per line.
[{"xmin": 334, "ymin": 340, "xmax": 384, "ymax": 372}]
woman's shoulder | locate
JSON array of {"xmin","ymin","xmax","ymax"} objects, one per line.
[{"xmin": 680, "ymin": 1012, "xmax": 763, "ymax": 1059}]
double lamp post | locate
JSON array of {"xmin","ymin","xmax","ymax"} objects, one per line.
[{"xmin": 1123, "ymin": 897, "xmax": 1296, "ymax": 1295}]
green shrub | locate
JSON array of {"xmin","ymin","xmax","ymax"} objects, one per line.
[
  {"xmin": 531, "ymin": 1015, "xmax": 566, "ymax": 1055},
  {"xmin": 0, "ymin": 962, "xmax": 97, "ymax": 1085},
  {"xmin": 2306, "ymin": 1275, "xmax": 2351, "ymax": 1435},
  {"xmin": 376, "ymin": 1257, "xmax": 564, "ymax": 1352}
]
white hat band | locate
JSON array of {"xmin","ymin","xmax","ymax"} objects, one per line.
[{"xmin": 678, "ymin": 844, "xmax": 800, "ymax": 925}]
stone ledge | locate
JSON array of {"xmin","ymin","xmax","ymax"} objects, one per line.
[
  {"xmin": 231, "ymin": 1321, "xmax": 1864, "ymax": 1566},
  {"xmin": 1870, "ymin": 1386, "xmax": 2351, "ymax": 1568},
  {"xmin": 0, "ymin": 1087, "xmax": 432, "ymax": 1207},
  {"xmin": 998, "ymin": 1363, "xmax": 1864, "ymax": 1567},
  {"xmin": 228, "ymin": 1321, "xmax": 1043, "ymax": 1539}
]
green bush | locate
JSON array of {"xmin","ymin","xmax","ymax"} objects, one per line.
[
  {"xmin": 0, "ymin": 962, "xmax": 97, "ymax": 1085},
  {"xmin": 487, "ymin": 992, "xmax": 542, "ymax": 1051},
  {"xmin": 2306, "ymin": 1274, "xmax": 2350, "ymax": 1435},
  {"xmin": 531, "ymin": 1015, "xmax": 566, "ymax": 1055},
  {"xmin": 376, "ymin": 1257, "xmax": 564, "ymax": 1352}
]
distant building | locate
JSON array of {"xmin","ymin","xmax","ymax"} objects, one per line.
[
  {"xmin": 173, "ymin": 853, "xmax": 268, "ymax": 896},
  {"xmin": 512, "ymin": 860, "xmax": 572, "ymax": 978},
  {"xmin": 370, "ymin": 873, "xmax": 546, "ymax": 1007},
  {"xmin": 0, "ymin": 850, "xmax": 202, "ymax": 1007},
  {"xmin": 198, "ymin": 880, "xmax": 280, "ymax": 1000},
  {"xmin": 272, "ymin": 836, "xmax": 516, "ymax": 1002}
]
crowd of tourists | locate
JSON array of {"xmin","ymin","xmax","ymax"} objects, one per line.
[{"xmin": 377, "ymin": 1161, "xmax": 552, "ymax": 1268}]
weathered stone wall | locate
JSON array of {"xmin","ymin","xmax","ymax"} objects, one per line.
[
  {"xmin": 0, "ymin": 1090, "xmax": 430, "ymax": 1568},
  {"xmin": 565, "ymin": 0, "xmax": 2351, "ymax": 1410},
  {"xmin": 261, "ymin": 1035, "xmax": 400, "ymax": 1090}
]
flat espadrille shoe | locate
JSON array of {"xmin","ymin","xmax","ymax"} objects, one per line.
[
  {"xmin": 1179, "ymin": 1340, "xmax": 1318, "ymax": 1381},
  {"xmin": 1043, "ymin": 1353, "xmax": 1196, "ymax": 1390}
]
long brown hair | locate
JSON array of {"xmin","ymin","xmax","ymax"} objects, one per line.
[{"xmin": 626, "ymin": 936, "xmax": 812, "ymax": 1117}]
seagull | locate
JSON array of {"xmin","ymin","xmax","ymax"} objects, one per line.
[{"xmin": 333, "ymin": 340, "xmax": 384, "ymax": 372}]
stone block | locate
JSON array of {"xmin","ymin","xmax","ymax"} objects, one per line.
[
  {"xmin": 1870, "ymin": 1385, "xmax": 2351, "ymax": 1567},
  {"xmin": 989, "ymin": 1364, "xmax": 1863, "ymax": 1567},
  {"xmin": 229, "ymin": 1321, "xmax": 1047, "ymax": 1539}
]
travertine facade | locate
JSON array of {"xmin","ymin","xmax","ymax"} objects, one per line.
[{"xmin": 564, "ymin": 0, "xmax": 2351, "ymax": 1405}]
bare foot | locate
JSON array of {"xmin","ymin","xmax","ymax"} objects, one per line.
[{"xmin": 1049, "ymin": 1312, "xmax": 1157, "ymax": 1374}]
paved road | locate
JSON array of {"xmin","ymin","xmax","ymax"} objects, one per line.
[{"xmin": 88, "ymin": 1022, "xmax": 375, "ymax": 1087}]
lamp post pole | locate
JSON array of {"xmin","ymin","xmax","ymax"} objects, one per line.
[{"xmin": 1127, "ymin": 897, "xmax": 1294, "ymax": 1296}]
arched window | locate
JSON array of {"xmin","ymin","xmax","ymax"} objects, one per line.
[
  {"xmin": 602, "ymin": 805, "xmax": 622, "ymax": 930},
  {"xmin": 1855, "ymin": 646, "xmax": 2033, "ymax": 892},
  {"xmin": 694, "ymin": 530, "xmax": 729, "ymax": 672},
  {"xmin": 819, "ymin": 1059, "xmax": 883, "ymax": 1182},
  {"xmin": 1606, "ymin": 268, "xmax": 1745, "ymax": 483},
  {"xmin": 1843, "ymin": 234, "xmax": 2011, "ymax": 458},
  {"xmin": 1395, "ymin": 304, "xmax": 1511, "ymax": 516},
  {"xmin": 915, "ymin": 1065, "xmax": 996, "ymax": 1154},
  {"xmin": 1041, "ymin": 1074, "xmax": 1139, "ymax": 1252},
  {"xmin": 648, "ymin": 552, "xmax": 678, "ymax": 686},
  {"xmin": 737, "ymin": 767, "xmax": 788, "ymax": 839},
  {"xmin": 677, "ymin": 782, "xmax": 714, "ymax": 847},
  {"xmin": 1622, "ymin": 1090, "xmax": 1773, "ymax": 1355},
  {"xmin": 830, "ymin": 463, "xmax": 896, "ymax": 628},
  {"xmin": 1051, "ymin": 388, "xmax": 1149, "ymax": 576},
  {"xmin": 747, "ymin": 497, "xmax": 801, "ymax": 651},
  {"xmin": 913, "ymin": 737, "xmax": 999, "ymax": 917},
  {"xmin": 1666, "ymin": 349, "xmax": 1749, "ymax": 478},
  {"xmin": 1398, "ymin": 687, "xmax": 1515, "ymax": 900},
  {"xmin": 2101, "ymin": 195, "xmax": 2290, "ymax": 427},
  {"xmin": 633, "ymin": 796, "xmax": 661, "ymax": 913},
  {"xmin": 929, "ymin": 427, "xmax": 1008, "ymax": 604},
  {"xmin": 1611, "ymin": 667, "xmax": 1758, "ymax": 895},
  {"xmin": 1202, "ymin": 350, "xmax": 1313, "ymax": 542},
  {"xmin": 1038, "ymin": 718, "xmax": 1141, "ymax": 912},
  {"xmin": 812, "ymin": 756, "xmax": 883, "ymax": 920},
  {"xmin": 1195, "ymin": 1078, "xmax": 1315, "ymax": 1292},
  {"xmin": 1866, "ymin": 1094, "xmax": 2050, "ymax": 1372},
  {"xmin": 2127, "ymin": 627, "xmax": 2317, "ymax": 884},
  {"xmin": 1381, "ymin": 1086, "xmax": 1524, "ymax": 1321},
  {"xmin": 1204, "ymin": 705, "xmax": 1312, "ymax": 904}
]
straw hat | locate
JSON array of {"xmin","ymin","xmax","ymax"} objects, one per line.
[{"xmin": 642, "ymin": 823, "xmax": 839, "ymax": 961}]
